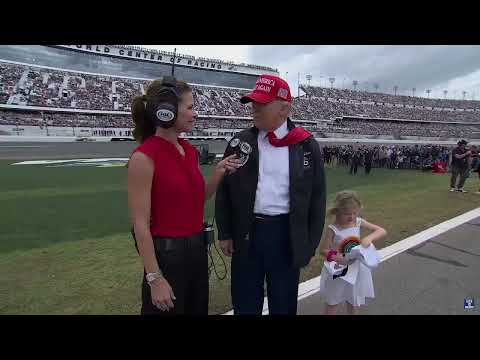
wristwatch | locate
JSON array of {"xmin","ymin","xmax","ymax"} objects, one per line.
[{"xmin": 146, "ymin": 271, "xmax": 164, "ymax": 285}]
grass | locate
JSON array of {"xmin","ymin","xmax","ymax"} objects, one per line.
[{"xmin": 0, "ymin": 159, "xmax": 479, "ymax": 314}]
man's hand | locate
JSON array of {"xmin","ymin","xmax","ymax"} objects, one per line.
[{"xmin": 219, "ymin": 239, "xmax": 234, "ymax": 257}]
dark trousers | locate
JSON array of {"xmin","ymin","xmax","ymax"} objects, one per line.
[
  {"xmin": 350, "ymin": 160, "xmax": 358, "ymax": 175},
  {"xmin": 379, "ymin": 158, "xmax": 387, "ymax": 168},
  {"xmin": 365, "ymin": 162, "xmax": 372, "ymax": 174},
  {"xmin": 450, "ymin": 166, "xmax": 469, "ymax": 189},
  {"xmin": 231, "ymin": 216, "xmax": 300, "ymax": 315},
  {"xmin": 389, "ymin": 158, "xmax": 396, "ymax": 169},
  {"xmin": 141, "ymin": 234, "xmax": 209, "ymax": 315}
]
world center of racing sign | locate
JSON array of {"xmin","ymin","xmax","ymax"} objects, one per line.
[{"xmin": 54, "ymin": 45, "xmax": 278, "ymax": 76}]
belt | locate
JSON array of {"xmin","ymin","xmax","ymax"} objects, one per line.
[
  {"xmin": 254, "ymin": 213, "xmax": 289, "ymax": 222},
  {"xmin": 152, "ymin": 232, "xmax": 204, "ymax": 252}
]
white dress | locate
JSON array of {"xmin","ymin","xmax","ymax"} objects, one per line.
[{"xmin": 318, "ymin": 217, "xmax": 375, "ymax": 306}]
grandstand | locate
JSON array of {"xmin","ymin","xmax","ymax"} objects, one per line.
[
  {"xmin": 297, "ymin": 85, "xmax": 480, "ymax": 140},
  {"xmin": 1, "ymin": 45, "xmax": 480, "ymax": 142},
  {"xmin": 0, "ymin": 45, "xmax": 279, "ymax": 139}
]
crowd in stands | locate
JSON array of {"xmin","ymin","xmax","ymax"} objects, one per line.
[
  {"xmin": 3, "ymin": 61, "xmax": 480, "ymax": 122},
  {"xmin": 291, "ymin": 96, "xmax": 480, "ymax": 123},
  {"xmin": 302, "ymin": 85, "xmax": 480, "ymax": 111},
  {"xmin": 0, "ymin": 110, "xmax": 133, "ymax": 128},
  {"xmin": 0, "ymin": 110, "xmax": 42, "ymax": 126},
  {"xmin": 0, "ymin": 62, "xmax": 25, "ymax": 104},
  {"xmin": 330, "ymin": 119, "xmax": 480, "ymax": 138},
  {"xmin": 0, "ymin": 109, "xmax": 252, "ymax": 131},
  {"xmin": 194, "ymin": 118, "xmax": 251, "ymax": 130},
  {"xmin": 2, "ymin": 61, "xmax": 480, "ymax": 138},
  {"xmin": 1, "ymin": 61, "xmax": 254, "ymax": 116},
  {"xmin": 193, "ymin": 86, "xmax": 251, "ymax": 117}
]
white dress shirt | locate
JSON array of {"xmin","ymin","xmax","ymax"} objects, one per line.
[{"xmin": 254, "ymin": 120, "xmax": 290, "ymax": 215}]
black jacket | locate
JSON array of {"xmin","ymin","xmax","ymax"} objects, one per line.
[{"xmin": 215, "ymin": 119, "xmax": 326, "ymax": 268}]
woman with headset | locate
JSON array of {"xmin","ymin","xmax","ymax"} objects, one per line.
[{"xmin": 128, "ymin": 77, "xmax": 240, "ymax": 315}]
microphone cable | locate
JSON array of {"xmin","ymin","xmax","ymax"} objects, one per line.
[{"xmin": 206, "ymin": 216, "xmax": 227, "ymax": 281}]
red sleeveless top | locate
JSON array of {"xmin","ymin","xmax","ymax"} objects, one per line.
[{"xmin": 132, "ymin": 136, "xmax": 205, "ymax": 237}]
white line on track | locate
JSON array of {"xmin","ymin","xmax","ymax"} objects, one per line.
[{"xmin": 0, "ymin": 146, "xmax": 50, "ymax": 148}]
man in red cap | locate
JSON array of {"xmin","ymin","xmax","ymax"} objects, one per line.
[{"xmin": 215, "ymin": 74, "xmax": 326, "ymax": 315}]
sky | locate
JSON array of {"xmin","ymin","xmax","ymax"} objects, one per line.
[{"xmin": 141, "ymin": 45, "xmax": 480, "ymax": 100}]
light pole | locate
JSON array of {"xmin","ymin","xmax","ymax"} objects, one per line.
[
  {"xmin": 318, "ymin": 76, "xmax": 323, "ymax": 87},
  {"xmin": 412, "ymin": 88, "xmax": 416, "ymax": 97},
  {"xmin": 171, "ymin": 47, "xmax": 177, "ymax": 76},
  {"xmin": 306, "ymin": 74, "xmax": 312, "ymax": 87},
  {"xmin": 462, "ymin": 91, "xmax": 467, "ymax": 100},
  {"xmin": 329, "ymin": 77, "xmax": 335, "ymax": 88},
  {"xmin": 394, "ymin": 85, "xmax": 398, "ymax": 96},
  {"xmin": 297, "ymin": 72, "xmax": 300, "ymax": 97}
]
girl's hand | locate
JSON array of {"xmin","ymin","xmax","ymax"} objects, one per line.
[
  {"xmin": 215, "ymin": 154, "xmax": 242, "ymax": 175},
  {"xmin": 333, "ymin": 254, "xmax": 348, "ymax": 265}
]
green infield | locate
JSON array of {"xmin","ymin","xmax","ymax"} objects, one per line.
[{"xmin": 0, "ymin": 160, "xmax": 478, "ymax": 314}]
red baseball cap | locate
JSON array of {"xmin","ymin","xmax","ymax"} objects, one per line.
[{"xmin": 240, "ymin": 74, "xmax": 292, "ymax": 104}]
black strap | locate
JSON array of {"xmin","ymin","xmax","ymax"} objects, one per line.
[{"xmin": 333, "ymin": 266, "xmax": 349, "ymax": 280}]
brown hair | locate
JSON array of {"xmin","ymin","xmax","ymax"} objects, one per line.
[
  {"xmin": 327, "ymin": 190, "xmax": 363, "ymax": 217},
  {"xmin": 131, "ymin": 78, "xmax": 191, "ymax": 143}
]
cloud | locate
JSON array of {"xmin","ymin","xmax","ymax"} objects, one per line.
[
  {"xmin": 248, "ymin": 45, "xmax": 480, "ymax": 98},
  {"xmin": 140, "ymin": 45, "xmax": 480, "ymax": 99}
]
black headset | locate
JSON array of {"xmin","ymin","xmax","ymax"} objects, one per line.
[{"xmin": 146, "ymin": 76, "xmax": 180, "ymax": 129}]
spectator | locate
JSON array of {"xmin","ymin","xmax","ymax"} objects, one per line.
[{"xmin": 450, "ymin": 140, "xmax": 471, "ymax": 193}]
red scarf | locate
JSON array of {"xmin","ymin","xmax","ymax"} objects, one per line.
[{"xmin": 267, "ymin": 127, "xmax": 312, "ymax": 147}]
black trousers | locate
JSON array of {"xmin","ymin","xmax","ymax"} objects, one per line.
[
  {"xmin": 350, "ymin": 160, "xmax": 359, "ymax": 175},
  {"xmin": 231, "ymin": 215, "xmax": 300, "ymax": 315},
  {"xmin": 141, "ymin": 233, "xmax": 209, "ymax": 315},
  {"xmin": 450, "ymin": 166, "xmax": 469, "ymax": 189},
  {"xmin": 365, "ymin": 162, "xmax": 372, "ymax": 174}
]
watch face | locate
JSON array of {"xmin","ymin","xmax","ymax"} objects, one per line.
[{"xmin": 146, "ymin": 273, "xmax": 162, "ymax": 282}]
